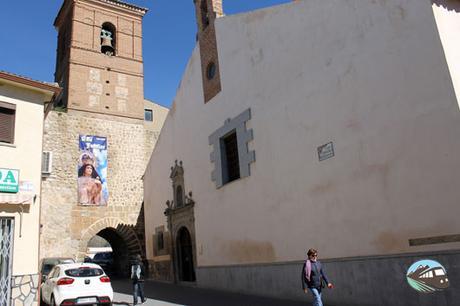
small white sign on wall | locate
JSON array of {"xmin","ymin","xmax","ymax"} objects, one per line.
[{"xmin": 318, "ymin": 142, "xmax": 334, "ymax": 162}]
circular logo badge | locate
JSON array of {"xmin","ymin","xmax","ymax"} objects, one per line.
[{"xmin": 406, "ymin": 260, "xmax": 449, "ymax": 293}]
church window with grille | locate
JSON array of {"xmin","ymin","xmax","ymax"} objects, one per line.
[{"xmin": 221, "ymin": 130, "xmax": 240, "ymax": 184}]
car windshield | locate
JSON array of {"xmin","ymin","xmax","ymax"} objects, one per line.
[{"xmin": 65, "ymin": 267, "xmax": 104, "ymax": 277}]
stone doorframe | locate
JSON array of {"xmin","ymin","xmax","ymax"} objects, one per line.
[
  {"xmin": 169, "ymin": 214, "xmax": 197, "ymax": 283},
  {"xmin": 165, "ymin": 160, "xmax": 197, "ymax": 283},
  {"xmin": 76, "ymin": 217, "xmax": 143, "ymax": 261}
]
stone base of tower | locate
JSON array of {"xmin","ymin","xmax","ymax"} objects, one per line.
[{"xmin": 40, "ymin": 110, "xmax": 153, "ymax": 263}]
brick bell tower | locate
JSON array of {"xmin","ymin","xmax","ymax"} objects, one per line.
[
  {"xmin": 54, "ymin": 0, "xmax": 147, "ymax": 119},
  {"xmin": 40, "ymin": 0, "xmax": 151, "ymax": 264},
  {"xmin": 194, "ymin": 0, "xmax": 223, "ymax": 103}
]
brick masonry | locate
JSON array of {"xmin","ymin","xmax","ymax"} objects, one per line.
[
  {"xmin": 55, "ymin": 0, "xmax": 146, "ymax": 119},
  {"xmin": 195, "ymin": 0, "xmax": 223, "ymax": 103}
]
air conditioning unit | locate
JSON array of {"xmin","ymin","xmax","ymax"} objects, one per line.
[{"xmin": 42, "ymin": 151, "xmax": 53, "ymax": 175}]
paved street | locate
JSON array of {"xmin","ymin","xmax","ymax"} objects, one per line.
[{"xmin": 111, "ymin": 279, "xmax": 310, "ymax": 306}]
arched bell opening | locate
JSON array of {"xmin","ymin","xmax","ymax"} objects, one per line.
[{"xmin": 101, "ymin": 22, "xmax": 116, "ymax": 56}]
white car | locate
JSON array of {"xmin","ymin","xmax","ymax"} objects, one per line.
[{"xmin": 41, "ymin": 263, "xmax": 113, "ymax": 306}]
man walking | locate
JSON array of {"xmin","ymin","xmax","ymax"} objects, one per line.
[
  {"xmin": 131, "ymin": 254, "xmax": 147, "ymax": 305},
  {"xmin": 301, "ymin": 248, "xmax": 333, "ymax": 306}
]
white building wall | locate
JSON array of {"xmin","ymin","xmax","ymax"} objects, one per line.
[
  {"xmin": 0, "ymin": 85, "xmax": 47, "ymax": 275},
  {"xmin": 144, "ymin": 0, "xmax": 460, "ymax": 269}
]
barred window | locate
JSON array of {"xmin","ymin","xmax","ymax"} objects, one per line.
[{"xmin": 221, "ymin": 130, "xmax": 240, "ymax": 184}]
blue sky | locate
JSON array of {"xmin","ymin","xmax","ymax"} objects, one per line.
[{"xmin": 0, "ymin": 0, "xmax": 290, "ymax": 108}]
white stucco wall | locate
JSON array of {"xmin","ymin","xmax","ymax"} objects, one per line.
[
  {"xmin": 144, "ymin": 0, "xmax": 460, "ymax": 267},
  {"xmin": 432, "ymin": 0, "xmax": 460, "ymax": 106},
  {"xmin": 0, "ymin": 84, "xmax": 49, "ymax": 275}
]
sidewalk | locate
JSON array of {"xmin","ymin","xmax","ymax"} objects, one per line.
[{"xmin": 111, "ymin": 279, "xmax": 309, "ymax": 306}]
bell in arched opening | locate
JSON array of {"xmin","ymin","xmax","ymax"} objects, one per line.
[{"xmin": 101, "ymin": 29, "xmax": 114, "ymax": 56}]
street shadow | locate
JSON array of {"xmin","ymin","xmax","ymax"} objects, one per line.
[{"xmin": 111, "ymin": 279, "xmax": 309, "ymax": 306}]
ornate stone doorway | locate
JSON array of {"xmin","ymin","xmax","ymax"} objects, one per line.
[
  {"xmin": 177, "ymin": 227, "xmax": 196, "ymax": 282},
  {"xmin": 159, "ymin": 160, "xmax": 197, "ymax": 283}
]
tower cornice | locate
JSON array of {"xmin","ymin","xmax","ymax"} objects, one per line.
[{"xmin": 54, "ymin": 0, "xmax": 147, "ymax": 27}]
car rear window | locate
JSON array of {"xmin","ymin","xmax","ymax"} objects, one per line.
[{"xmin": 65, "ymin": 267, "xmax": 104, "ymax": 277}]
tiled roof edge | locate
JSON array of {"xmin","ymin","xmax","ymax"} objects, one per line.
[
  {"xmin": 100, "ymin": 0, "xmax": 148, "ymax": 13},
  {"xmin": 0, "ymin": 70, "xmax": 62, "ymax": 95}
]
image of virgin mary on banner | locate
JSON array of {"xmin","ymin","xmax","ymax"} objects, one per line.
[{"xmin": 78, "ymin": 135, "xmax": 108, "ymax": 206}]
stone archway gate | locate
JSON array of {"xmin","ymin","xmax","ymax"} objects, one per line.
[{"xmin": 77, "ymin": 217, "xmax": 143, "ymax": 262}]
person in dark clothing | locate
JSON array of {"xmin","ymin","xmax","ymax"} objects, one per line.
[
  {"xmin": 301, "ymin": 248, "xmax": 333, "ymax": 306},
  {"xmin": 131, "ymin": 254, "xmax": 147, "ymax": 305}
]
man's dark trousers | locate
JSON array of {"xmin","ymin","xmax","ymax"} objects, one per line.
[{"xmin": 133, "ymin": 281, "xmax": 145, "ymax": 305}]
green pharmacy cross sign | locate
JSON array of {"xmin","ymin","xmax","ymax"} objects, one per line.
[{"xmin": 0, "ymin": 168, "xmax": 19, "ymax": 193}]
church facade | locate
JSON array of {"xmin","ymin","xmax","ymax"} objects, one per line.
[
  {"xmin": 143, "ymin": 0, "xmax": 460, "ymax": 305},
  {"xmin": 40, "ymin": 0, "xmax": 168, "ymax": 275}
]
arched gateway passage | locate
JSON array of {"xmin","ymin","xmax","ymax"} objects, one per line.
[
  {"xmin": 78, "ymin": 218, "xmax": 143, "ymax": 278},
  {"xmin": 176, "ymin": 227, "xmax": 196, "ymax": 282},
  {"xmin": 89, "ymin": 228, "xmax": 129, "ymax": 277}
]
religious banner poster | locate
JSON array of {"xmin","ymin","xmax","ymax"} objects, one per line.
[{"xmin": 78, "ymin": 135, "xmax": 108, "ymax": 206}]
